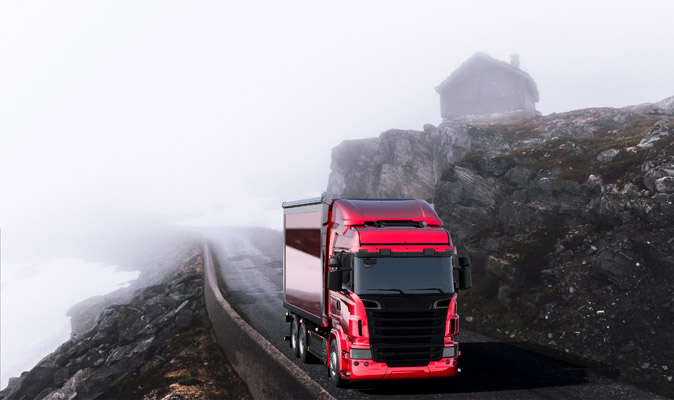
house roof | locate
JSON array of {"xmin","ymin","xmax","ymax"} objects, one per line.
[{"xmin": 435, "ymin": 52, "xmax": 539, "ymax": 102}]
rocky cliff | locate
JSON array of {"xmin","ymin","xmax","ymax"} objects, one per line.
[
  {"xmin": 327, "ymin": 96, "xmax": 674, "ymax": 394},
  {"xmin": 1, "ymin": 245, "xmax": 250, "ymax": 400}
]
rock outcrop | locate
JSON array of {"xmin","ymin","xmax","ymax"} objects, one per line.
[
  {"xmin": 1, "ymin": 246, "xmax": 250, "ymax": 400},
  {"xmin": 327, "ymin": 97, "xmax": 674, "ymax": 394},
  {"xmin": 66, "ymin": 230, "xmax": 201, "ymax": 337}
]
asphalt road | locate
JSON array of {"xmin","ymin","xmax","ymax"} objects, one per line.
[{"xmin": 202, "ymin": 227, "xmax": 666, "ymax": 399}]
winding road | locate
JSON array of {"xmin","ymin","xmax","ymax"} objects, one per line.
[{"xmin": 201, "ymin": 227, "xmax": 665, "ymax": 399}]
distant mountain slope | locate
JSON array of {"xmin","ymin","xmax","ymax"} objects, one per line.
[
  {"xmin": 327, "ymin": 97, "xmax": 674, "ymax": 394},
  {"xmin": 0, "ymin": 246, "xmax": 251, "ymax": 400}
]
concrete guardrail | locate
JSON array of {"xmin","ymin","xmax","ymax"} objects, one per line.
[{"xmin": 202, "ymin": 241, "xmax": 334, "ymax": 400}]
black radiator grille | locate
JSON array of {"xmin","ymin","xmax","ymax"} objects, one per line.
[{"xmin": 366, "ymin": 306, "xmax": 447, "ymax": 367}]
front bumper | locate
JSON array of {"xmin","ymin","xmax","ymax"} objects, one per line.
[{"xmin": 346, "ymin": 357, "xmax": 459, "ymax": 380}]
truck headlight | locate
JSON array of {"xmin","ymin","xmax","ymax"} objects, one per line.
[
  {"xmin": 350, "ymin": 348, "xmax": 372, "ymax": 360},
  {"xmin": 442, "ymin": 346, "xmax": 458, "ymax": 358}
]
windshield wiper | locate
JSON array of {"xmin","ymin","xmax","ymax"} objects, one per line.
[
  {"xmin": 409, "ymin": 288, "xmax": 446, "ymax": 293},
  {"xmin": 369, "ymin": 288, "xmax": 406, "ymax": 294}
]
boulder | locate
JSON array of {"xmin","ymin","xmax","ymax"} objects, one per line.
[
  {"xmin": 637, "ymin": 120, "xmax": 672, "ymax": 150},
  {"xmin": 596, "ymin": 148, "xmax": 620, "ymax": 163},
  {"xmin": 505, "ymin": 166, "xmax": 535, "ymax": 188},
  {"xmin": 487, "ymin": 256, "xmax": 519, "ymax": 284},
  {"xmin": 643, "ymin": 167, "xmax": 674, "ymax": 191},
  {"xmin": 497, "ymin": 283, "xmax": 518, "ymax": 307},
  {"xmin": 656, "ymin": 176, "xmax": 674, "ymax": 193},
  {"xmin": 423, "ymin": 123, "xmax": 437, "ymax": 132},
  {"xmin": 592, "ymin": 250, "xmax": 633, "ymax": 285}
]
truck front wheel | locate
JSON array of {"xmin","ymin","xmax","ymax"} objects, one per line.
[
  {"xmin": 329, "ymin": 338, "xmax": 346, "ymax": 387},
  {"xmin": 290, "ymin": 317, "xmax": 300, "ymax": 358}
]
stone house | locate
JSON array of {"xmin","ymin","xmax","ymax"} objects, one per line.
[{"xmin": 435, "ymin": 53, "xmax": 539, "ymax": 120}]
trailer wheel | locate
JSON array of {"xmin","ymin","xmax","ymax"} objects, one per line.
[
  {"xmin": 329, "ymin": 338, "xmax": 346, "ymax": 387},
  {"xmin": 298, "ymin": 323, "xmax": 310, "ymax": 363},
  {"xmin": 290, "ymin": 317, "xmax": 300, "ymax": 358}
]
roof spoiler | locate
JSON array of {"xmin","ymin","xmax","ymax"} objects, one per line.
[{"xmin": 282, "ymin": 194, "xmax": 333, "ymax": 209}]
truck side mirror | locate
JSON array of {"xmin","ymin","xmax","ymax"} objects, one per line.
[
  {"xmin": 458, "ymin": 256, "xmax": 471, "ymax": 268},
  {"xmin": 458, "ymin": 267, "xmax": 472, "ymax": 290},
  {"xmin": 328, "ymin": 256, "xmax": 341, "ymax": 268},
  {"xmin": 328, "ymin": 270, "xmax": 342, "ymax": 291}
]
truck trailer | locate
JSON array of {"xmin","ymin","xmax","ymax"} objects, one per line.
[{"xmin": 282, "ymin": 197, "xmax": 472, "ymax": 386}]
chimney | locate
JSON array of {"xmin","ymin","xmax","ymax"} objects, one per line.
[{"xmin": 510, "ymin": 54, "xmax": 520, "ymax": 69}]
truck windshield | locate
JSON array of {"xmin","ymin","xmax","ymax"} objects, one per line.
[{"xmin": 353, "ymin": 257, "xmax": 454, "ymax": 295}]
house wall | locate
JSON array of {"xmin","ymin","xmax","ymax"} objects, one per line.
[
  {"xmin": 439, "ymin": 63, "xmax": 534, "ymax": 119},
  {"xmin": 523, "ymin": 88, "xmax": 536, "ymax": 110}
]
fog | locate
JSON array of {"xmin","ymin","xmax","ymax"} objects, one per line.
[
  {"xmin": 2, "ymin": 1, "xmax": 674, "ymax": 261},
  {"xmin": 1, "ymin": 259, "xmax": 139, "ymax": 387},
  {"xmin": 1, "ymin": 0, "xmax": 673, "ymax": 388}
]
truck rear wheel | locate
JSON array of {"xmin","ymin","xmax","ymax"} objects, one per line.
[
  {"xmin": 329, "ymin": 338, "xmax": 346, "ymax": 387},
  {"xmin": 298, "ymin": 322, "xmax": 310, "ymax": 363},
  {"xmin": 290, "ymin": 317, "xmax": 300, "ymax": 358}
]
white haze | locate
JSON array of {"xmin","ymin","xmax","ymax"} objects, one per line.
[
  {"xmin": 1, "ymin": 0, "xmax": 673, "ymax": 387},
  {"xmin": 2, "ymin": 1, "xmax": 674, "ymax": 254},
  {"xmin": 1, "ymin": 259, "xmax": 139, "ymax": 388}
]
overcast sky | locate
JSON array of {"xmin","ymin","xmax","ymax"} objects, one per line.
[{"xmin": 1, "ymin": 1, "xmax": 673, "ymax": 261}]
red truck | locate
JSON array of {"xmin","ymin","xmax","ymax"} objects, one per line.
[{"xmin": 282, "ymin": 197, "xmax": 472, "ymax": 386}]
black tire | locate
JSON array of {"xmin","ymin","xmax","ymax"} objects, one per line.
[
  {"xmin": 290, "ymin": 317, "xmax": 300, "ymax": 358},
  {"xmin": 298, "ymin": 322, "xmax": 310, "ymax": 363},
  {"xmin": 329, "ymin": 338, "xmax": 347, "ymax": 387}
]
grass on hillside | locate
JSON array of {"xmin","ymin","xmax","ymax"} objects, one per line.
[{"xmin": 496, "ymin": 116, "xmax": 671, "ymax": 183}]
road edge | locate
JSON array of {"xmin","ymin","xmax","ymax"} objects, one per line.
[{"xmin": 202, "ymin": 240, "xmax": 334, "ymax": 400}]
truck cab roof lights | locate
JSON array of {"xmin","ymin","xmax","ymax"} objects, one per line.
[
  {"xmin": 355, "ymin": 250, "xmax": 455, "ymax": 257},
  {"xmin": 373, "ymin": 220, "xmax": 426, "ymax": 228}
]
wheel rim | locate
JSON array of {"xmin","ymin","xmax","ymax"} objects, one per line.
[{"xmin": 330, "ymin": 347, "xmax": 338, "ymax": 377}]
